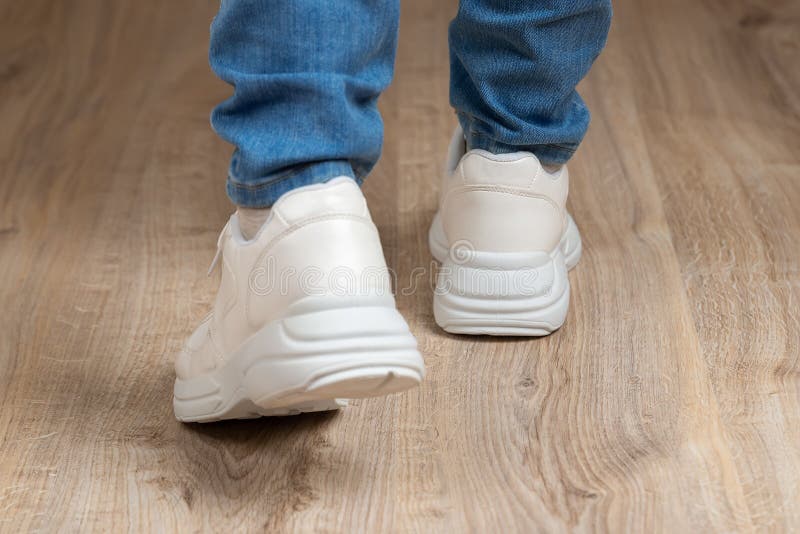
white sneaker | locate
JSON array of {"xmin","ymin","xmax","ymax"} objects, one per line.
[
  {"xmin": 428, "ymin": 126, "xmax": 582, "ymax": 336},
  {"xmin": 174, "ymin": 177, "xmax": 424, "ymax": 422}
]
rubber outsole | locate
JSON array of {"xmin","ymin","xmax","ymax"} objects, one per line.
[
  {"xmin": 174, "ymin": 304, "xmax": 424, "ymax": 423},
  {"xmin": 429, "ymin": 214, "xmax": 582, "ymax": 336}
]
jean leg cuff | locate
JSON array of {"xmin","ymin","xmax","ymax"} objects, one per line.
[
  {"xmin": 226, "ymin": 160, "xmax": 358, "ymax": 207},
  {"xmin": 458, "ymin": 113, "xmax": 579, "ymax": 166}
]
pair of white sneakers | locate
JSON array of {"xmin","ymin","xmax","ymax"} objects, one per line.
[{"xmin": 173, "ymin": 126, "xmax": 582, "ymax": 422}]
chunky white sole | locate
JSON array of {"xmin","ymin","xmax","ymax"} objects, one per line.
[
  {"xmin": 173, "ymin": 302, "xmax": 424, "ymax": 423},
  {"xmin": 429, "ymin": 214, "xmax": 582, "ymax": 336}
]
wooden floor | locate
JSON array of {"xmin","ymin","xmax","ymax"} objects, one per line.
[{"xmin": 2, "ymin": 0, "xmax": 799, "ymax": 531}]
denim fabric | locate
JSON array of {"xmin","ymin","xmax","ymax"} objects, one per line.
[
  {"xmin": 210, "ymin": 0, "xmax": 611, "ymax": 207},
  {"xmin": 451, "ymin": 0, "xmax": 612, "ymax": 162},
  {"xmin": 209, "ymin": 0, "xmax": 399, "ymax": 207}
]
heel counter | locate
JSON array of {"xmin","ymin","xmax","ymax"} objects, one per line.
[
  {"xmin": 442, "ymin": 152, "xmax": 568, "ymax": 253},
  {"xmin": 274, "ymin": 177, "xmax": 368, "ymax": 223},
  {"xmin": 247, "ymin": 215, "xmax": 394, "ymax": 326},
  {"xmin": 288, "ymin": 215, "xmax": 391, "ymax": 294},
  {"xmin": 442, "ymin": 189, "xmax": 564, "ymax": 253}
]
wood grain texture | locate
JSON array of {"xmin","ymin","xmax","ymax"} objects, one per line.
[{"xmin": 1, "ymin": 0, "xmax": 798, "ymax": 531}]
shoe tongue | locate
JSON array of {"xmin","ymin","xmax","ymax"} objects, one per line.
[{"xmin": 272, "ymin": 177, "xmax": 366, "ymax": 224}]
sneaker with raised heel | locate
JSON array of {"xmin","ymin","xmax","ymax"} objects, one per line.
[
  {"xmin": 174, "ymin": 177, "xmax": 425, "ymax": 422},
  {"xmin": 428, "ymin": 126, "xmax": 582, "ymax": 336}
]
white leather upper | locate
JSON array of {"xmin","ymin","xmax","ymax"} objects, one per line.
[
  {"xmin": 438, "ymin": 126, "xmax": 569, "ymax": 253},
  {"xmin": 176, "ymin": 177, "xmax": 393, "ymax": 379}
]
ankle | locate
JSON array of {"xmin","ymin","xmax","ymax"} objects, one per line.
[
  {"xmin": 237, "ymin": 207, "xmax": 270, "ymax": 240},
  {"xmin": 542, "ymin": 163, "xmax": 563, "ymax": 174}
]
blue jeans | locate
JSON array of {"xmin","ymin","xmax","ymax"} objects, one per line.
[{"xmin": 210, "ymin": 0, "xmax": 612, "ymax": 207}]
